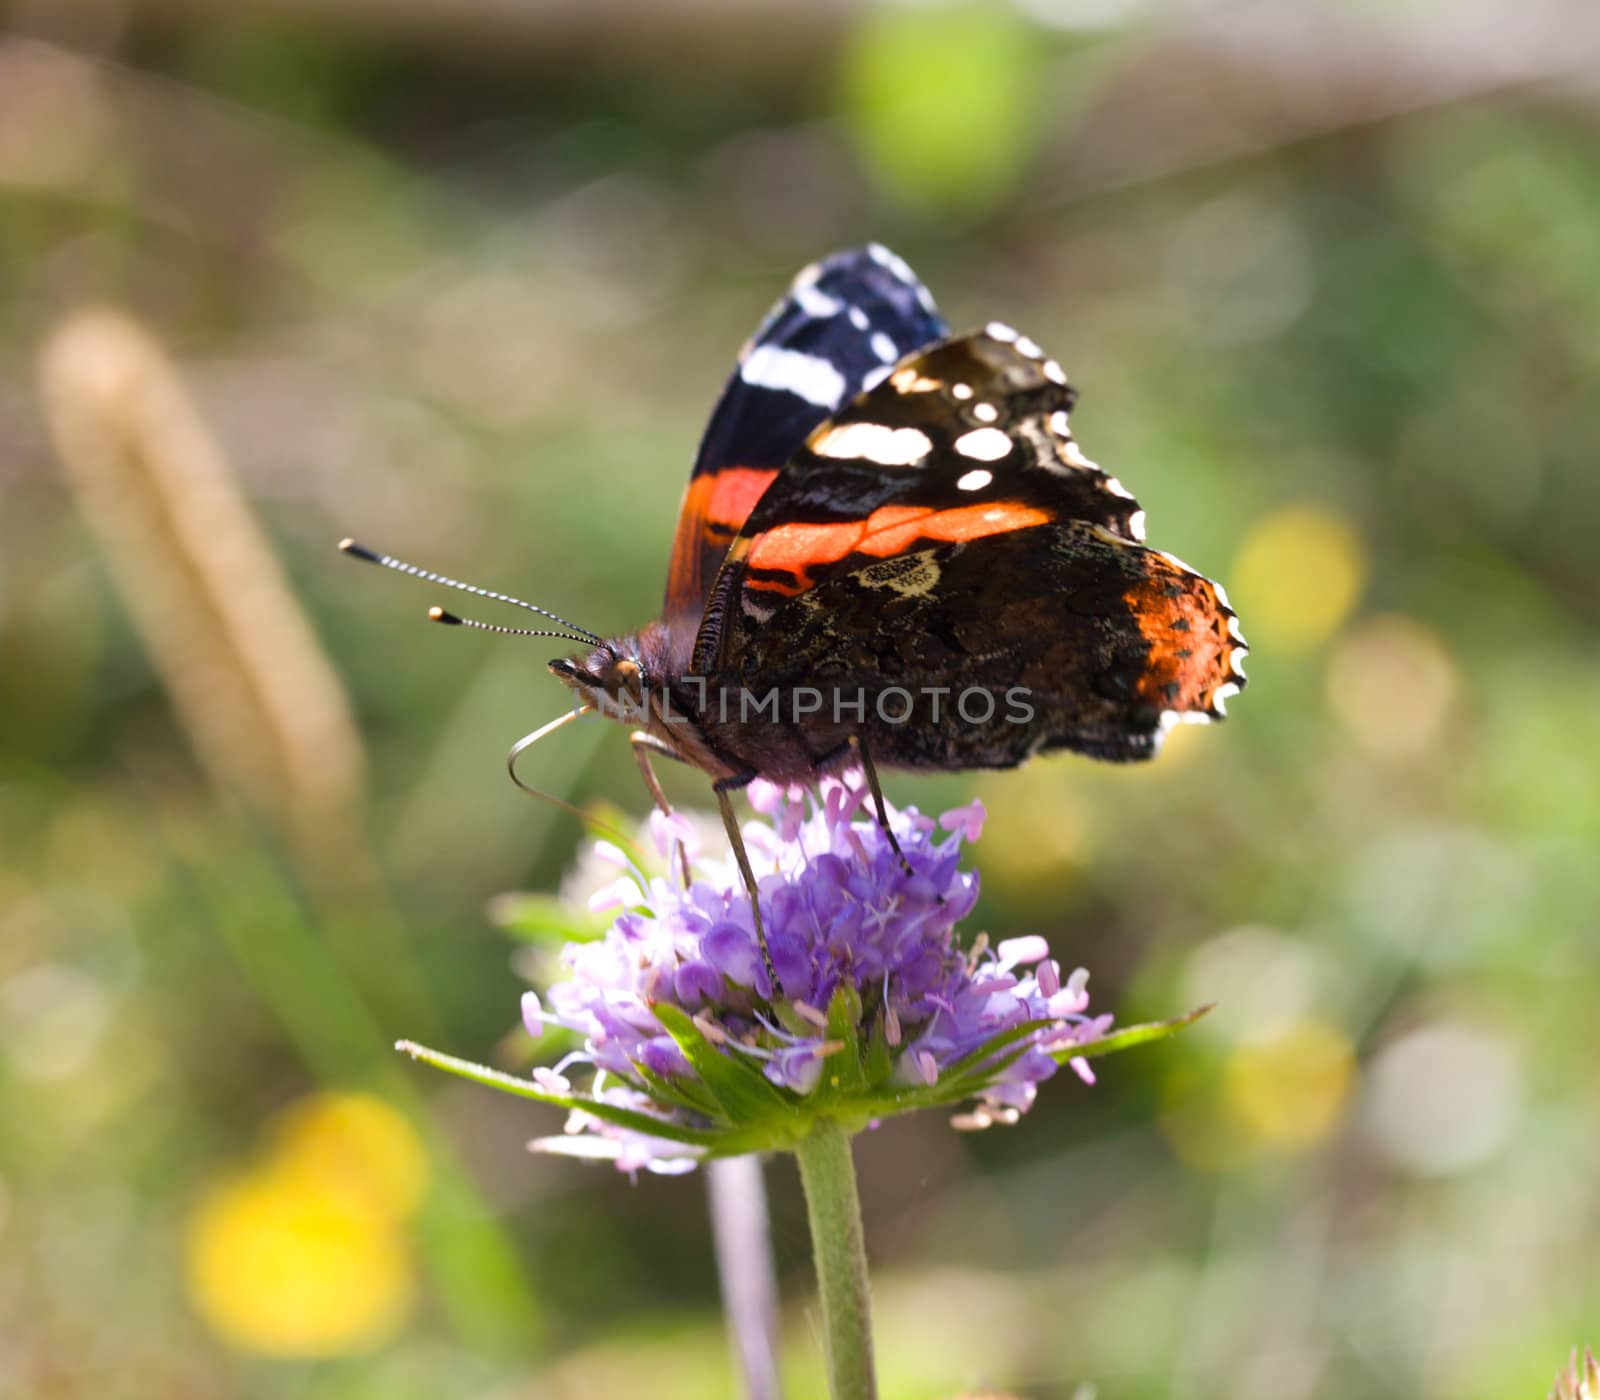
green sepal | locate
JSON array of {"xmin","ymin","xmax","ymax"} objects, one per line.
[
  {"xmin": 396, "ymin": 1040, "xmax": 720, "ymax": 1146},
  {"xmin": 818, "ymin": 984, "xmax": 867, "ymax": 1098},
  {"xmin": 650, "ymin": 1003, "xmax": 802, "ymax": 1133},
  {"xmin": 1054, "ymin": 1004, "xmax": 1213, "ymax": 1063},
  {"xmin": 864, "ymin": 1013, "xmax": 894, "ymax": 1088},
  {"xmin": 633, "ymin": 1061, "xmax": 729, "ymax": 1121}
]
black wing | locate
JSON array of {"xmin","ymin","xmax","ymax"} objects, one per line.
[
  {"xmin": 693, "ymin": 326, "xmax": 1151, "ymax": 674},
  {"xmin": 663, "ymin": 245, "xmax": 948, "ymax": 631}
]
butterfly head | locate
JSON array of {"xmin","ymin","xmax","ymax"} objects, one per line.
[{"xmin": 549, "ymin": 639, "xmax": 649, "ymax": 719}]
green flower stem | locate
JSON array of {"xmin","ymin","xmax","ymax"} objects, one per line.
[{"xmin": 794, "ymin": 1119, "xmax": 876, "ymax": 1400}]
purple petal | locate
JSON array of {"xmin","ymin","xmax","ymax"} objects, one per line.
[
  {"xmin": 938, "ymin": 798, "xmax": 986, "ymax": 842},
  {"xmin": 673, "ymin": 960, "xmax": 723, "ymax": 1006},
  {"xmin": 702, "ymin": 922, "xmax": 759, "ymax": 986},
  {"xmin": 521, "ymin": 990, "xmax": 544, "ymax": 1039},
  {"xmin": 638, "ymin": 1035, "xmax": 690, "ymax": 1077},
  {"xmin": 997, "ymin": 935, "xmax": 1050, "ymax": 970},
  {"xmin": 648, "ymin": 808, "xmax": 701, "ymax": 860}
]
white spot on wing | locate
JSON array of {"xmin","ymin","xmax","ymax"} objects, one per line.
[
  {"xmin": 953, "ymin": 427, "xmax": 1014, "ymax": 462},
  {"xmin": 869, "ymin": 242, "xmax": 938, "ymax": 314},
  {"xmin": 794, "ymin": 283, "xmax": 842, "ymax": 318},
  {"xmin": 741, "ymin": 345, "xmax": 846, "ymax": 409},
  {"xmin": 1049, "ymin": 410, "xmax": 1072, "ymax": 438},
  {"xmin": 956, "ymin": 468, "xmax": 993, "ymax": 491},
  {"xmin": 973, "ymin": 402, "xmax": 999, "ymax": 423},
  {"xmin": 870, "ymin": 331, "xmax": 898, "ymax": 363},
  {"xmin": 1042, "ymin": 359, "xmax": 1067, "ymax": 385},
  {"xmin": 1014, "ymin": 334, "xmax": 1043, "ymax": 359},
  {"xmin": 1105, "ymin": 476, "xmax": 1136, "ymax": 499},
  {"xmin": 890, "ymin": 367, "xmax": 942, "ymax": 393},
  {"xmin": 1129, "ymin": 508, "xmax": 1147, "ymax": 540},
  {"xmin": 869, "ymin": 242, "xmax": 912, "ymax": 284},
  {"xmin": 848, "ymin": 306, "xmax": 869, "ymax": 331},
  {"xmin": 862, "ymin": 364, "xmax": 892, "ymax": 392},
  {"xmin": 951, "ymin": 382, "xmax": 973, "ymax": 400},
  {"xmin": 985, "ymin": 321, "xmax": 1018, "ymax": 343},
  {"xmin": 813, "ymin": 421, "xmax": 933, "ymax": 466}
]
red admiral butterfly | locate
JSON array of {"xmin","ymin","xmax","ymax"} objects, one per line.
[{"xmin": 345, "ymin": 245, "xmax": 1246, "ymax": 991}]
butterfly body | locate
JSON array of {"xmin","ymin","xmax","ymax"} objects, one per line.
[{"xmin": 549, "ymin": 246, "xmax": 1246, "ymax": 789}]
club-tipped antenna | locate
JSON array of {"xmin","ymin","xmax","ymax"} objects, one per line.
[
  {"xmin": 339, "ymin": 538, "xmax": 605, "ymax": 646},
  {"xmin": 428, "ymin": 606, "xmax": 596, "ymax": 648}
]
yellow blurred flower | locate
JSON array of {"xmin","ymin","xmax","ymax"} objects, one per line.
[
  {"xmin": 1232, "ymin": 506, "xmax": 1367, "ymax": 651},
  {"xmin": 272, "ymin": 1092, "xmax": 428, "ymax": 1220},
  {"xmin": 1162, "ymin": 1021, "xmax": 1356, "ymax": 1169},
  {"xmin": 185, "ymin": 1092, "xmax": 425, "ymax": 1357},
  {"xmin": 1224, "ymin": 1020, "xmax": 1355, "ymax": 1152}
]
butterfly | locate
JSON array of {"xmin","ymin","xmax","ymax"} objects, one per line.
[{"xmin": 344, "ymin": 244, "xmax": 1247, "ymax": 992}]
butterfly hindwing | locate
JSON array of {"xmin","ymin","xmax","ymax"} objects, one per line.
[
  {"xmin": 663, "ymin": 245, "xmax": 948, "ymax": 638},
  {"xmin": 717, "ymin": 520, "xmax": 1245, "ymax": 764}
]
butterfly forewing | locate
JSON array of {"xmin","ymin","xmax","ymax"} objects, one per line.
[
  {"xmin": 663, "ymin": 245, "xmax": 948, "ymax": 638},
  {"xmin": 693, "ymin": 329, "xmax": 1147, "ymax": 670}
]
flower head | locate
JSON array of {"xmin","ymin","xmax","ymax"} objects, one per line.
[
  {"xmin": 530, "ymin": 777, "xmax": 1116, "ymax": 1172},
  {"xmin": 401, "ymin": 775, "xmax": 1204, "ymax": 1175}
]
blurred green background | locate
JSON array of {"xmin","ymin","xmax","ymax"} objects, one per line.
[{"xmin": 2, "ymin": 1, "xmax": 1598, "ymax": 1396}]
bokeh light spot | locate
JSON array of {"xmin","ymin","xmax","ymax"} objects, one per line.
[
  {"xmin": 1232, "ymin": 506, "xmax": 1367, "ymax": 652},
  {"xmin": 1224, "ymin": 1020, "xmax": 1355, "ymax": 1152},
  {"xmin": 1362, "ymin": 1021, "xmax": 1522, "ymax": 1176},
  {"xmin": 1180, "ymin": 926, "xmax": 1338, "ymax": 1044},
  {"xmin": 974, "ymin": 768, "xmax": 1087, "ymax": 892},
  {"xmin": 0, "ymin": 962, "xmax": 111, "ymax": 1081},
  {"xmin": 1327, "ymin": 613, "xmax": 1459, "ymax": 761},
  {"xmin": 839, "ymin": 4, "xmax": 1041, "ymax": 215}
]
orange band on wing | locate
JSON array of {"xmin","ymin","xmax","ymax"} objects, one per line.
[
  {"xmin": 703, "ymin": 467, "xmax": 781, "ymax": 533},
  {"xmin": 745, "ymin": 501, "xmax": 1051, "ymax": 594},
  {"xmin": 665, "ymin": 466, "xmax": 781, "ymax": 616}
]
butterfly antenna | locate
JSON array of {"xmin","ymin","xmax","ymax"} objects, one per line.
[
  {"xmin": 427, "ymin": 606, "xmax": 596, "ymax": 648},
  {"xmin": 339, "ymin": 538, "xmax": 605, "ymax": 646},
  {"xmin": 506, "ymin": 705, "xmax": 646, "ymax": 858}
]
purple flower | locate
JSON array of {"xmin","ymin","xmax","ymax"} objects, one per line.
[{"xmin": 515, "ymin": 775, "xmax": 1115, "ymax": 1174}]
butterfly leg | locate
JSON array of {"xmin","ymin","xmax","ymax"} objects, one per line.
[
  {"xmin": 713, "ymin": 775, "xmax": 785, "ymax": 1003},
  {"xmin": 629, "ymin": 731, "xmax": 693, "ymax": 887},
  {"xmin": 850, "ymin": 735, "xmax": 919, "ymax": 882}
]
